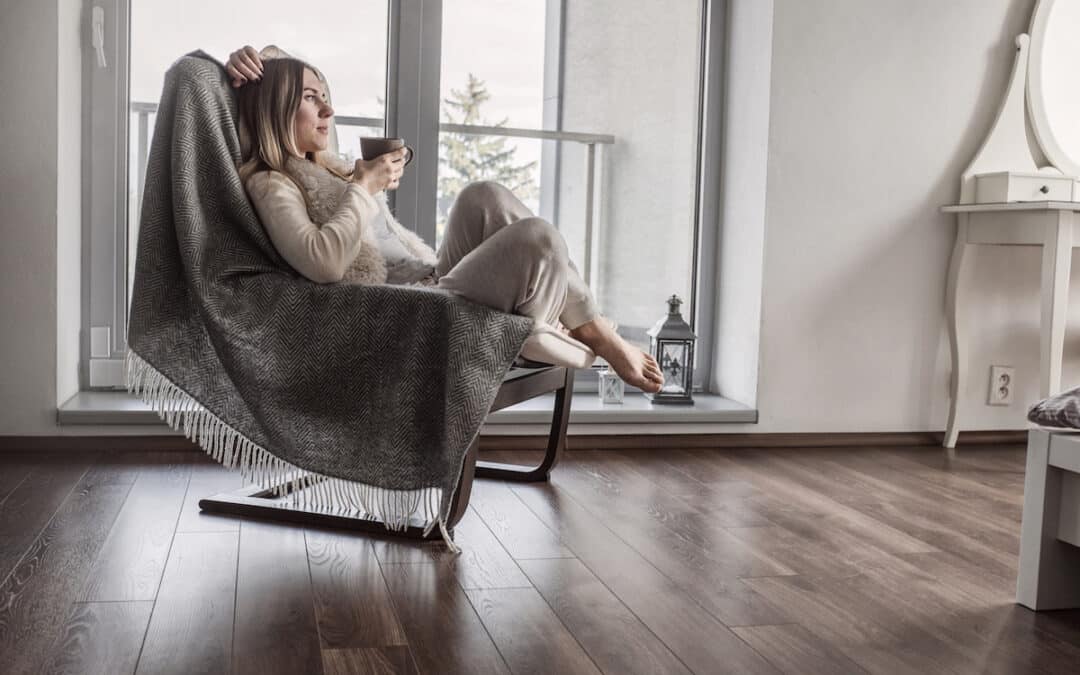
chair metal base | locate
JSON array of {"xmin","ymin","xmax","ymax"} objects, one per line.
[{"xmin": 198, "ymin": 366, "xmax": 575, "ymax": 538}]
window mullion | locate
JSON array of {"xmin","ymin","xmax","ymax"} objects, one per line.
[
  {"xmin": 386, "ymin": 0, "xmax": 442, "ymax": 246},
  {"xmin": 692, "ymin": 0, "xmax": 724, "ymax": 393}
]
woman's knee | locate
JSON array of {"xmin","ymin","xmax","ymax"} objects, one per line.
[
  {"xmin": 458, "ymin": 180, "xmax": 514, "ymax": 209},
  {"xmin": 507, "ymin": 217, "xmax": 567, "ymax": 261}
]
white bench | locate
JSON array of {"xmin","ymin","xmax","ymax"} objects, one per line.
[{"xmin": 1017, "ymin": 429, "xmax": 1080, "ymax": 609}]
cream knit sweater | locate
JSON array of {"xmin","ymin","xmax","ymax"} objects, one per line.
[{"xmin": 244, "ymin": 156, "xmax": 438, "ymax": 286}]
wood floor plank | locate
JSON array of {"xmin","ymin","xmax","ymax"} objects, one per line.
[
  {"xmin": 81, "ymin": 462, "xmax": 190, "ymax": 601},
  {"xmin": 373, "ymin": 509, "xmax": 531, "ymax": 590},
  {"xmin": 855, "ymin": 500, "xmax": 1017, "ymax": 581},
  {"xmin": 42, "ymin": 601, "xmax": 153, "ymax": 675},
  {"xmin": 890, "ymin": 444, "xmax": 1026, "ymax": 474},
  {"xmin": 566, "ymin": 452, "xmax": 792, "ymax": 574},
  {"xmin": 511, "ymin": 482, "xmax": 780, "ymax": 674},
  {"xmin": 1017, "ymin": 610, "xmax": 1080, "ymax": 671},
  {"xmin": 747, "ymin": 505, "xmax": 924, "ymax": 574},
  {"xmin": 866, "ymin": 449, "xmax": 1022, "ymax": 519},
  {"xmin": 743, "ymin": 574, "xmax": 967, "ymax": 674},
  {"xmin": 466, "ymin": 587, "xmax": 602, "ymax": 675},
  {"xmin": 611, "ymin": 449, "xmax": 771, "ymax": 526},
  {"xmin": 787, "ymin": 570, "xmax": 981, "ymax": 672},
  {"xmin": 573, "ymin": 450, "xmax": 778, "ymax": 540},
  {"xmin": 0, "ymin": 460, "xmax": 91, "ymax": 584},
  {"xmin": 552, "ymin": 454, "xmax": 793, "ymax": 626},
  {"xmin": 849, "ymin": 552, "xmax": 1080, "ymax": 674},
  {"xmin": 700, "ymin": 450, "xmax": 940, "ymax": 557},
  {"xmin": 731, "ymin": 623, "xmax": 868, "ymax": 675},
  {"xmin": 469, "ymin": 480, "xmax": 573, "ymax": 559},
  {"xmin": 724, "ymin": 524, "xmax": 865, "ymax": 580},
  {"xmin": 0, "ymin": 470, "xmax": 130, "ymax": 674},
  {"xmin": 306, "ymin": 529, "xmax": 408, "ymax": 648},
  {"xmin": 79, "ymin": 451, "xmax": 182, "ymax": 488},
  {"xmin": 322, "ymin": 646, "xmax": 417, "ymax": 675},
  {"xmin": 751, "ymin": 448, "xmax": 897, "ymax": 508},
  {"xmin": 794, "ymin": 452, "xmax": 1020, "ymax": 536},
  {"xmin": 891, "ymin": 550, "xmax": 1012, "ymax": 605},
  {"xmin": 0, "ymin": 457, "xmax": 33, "ymax": 506},
  {"xmin": 136, "ymin": 531, "xmax": 238, "ymax": 675},
  {"xmin": 177, "ymin": 466, "xmax": 244, "ymax": 533},
  {"xmin": 380, "ymin": 562, "xmax": 509, "ymax": 675},
  {"xmin": 78, "ymin": 457, "xmax": 143, "ymax": 488},
  {"xmin": 233, "ymin": 520, "xmax": 322, "ymax": 675},
  {"xmin": 974, "ymin": 612, "xmax": 1080, "ymax": 675},
  {"xmin": 517, "ymin": 557, "xmax": 692, "ymax": 675}
]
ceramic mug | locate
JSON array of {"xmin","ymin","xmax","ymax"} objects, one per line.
[{"xmin": 359, "ymin": 137, "xmax": 414, "ymax": 166}]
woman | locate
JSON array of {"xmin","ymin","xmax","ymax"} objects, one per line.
[{"xmin": 228, "ymin": 45, "xmax": 663, "ymax": 393}]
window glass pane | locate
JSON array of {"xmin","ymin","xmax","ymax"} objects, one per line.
[
  {"xmin": 437, "ymin": 0, "xmax": 548, "ymax": 245},
  {"xmin": 127, "ymin": 0, "xmax": 389, "ymax": 301},
  {"xmin": 559, "ymin": 1, "xmax": 704, "ymax": 348},
  {"xmin": 438, "ymin": 0, "xmax": 704, "ymax": 354}
]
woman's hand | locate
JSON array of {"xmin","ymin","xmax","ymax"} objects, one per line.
[
  {"xmin": 351, "ymin": 148, "xmax": 409, "ymax": 194},
  {"xmin": 226, "ymin": 45, "xmax": 263, "ymax": 88}
]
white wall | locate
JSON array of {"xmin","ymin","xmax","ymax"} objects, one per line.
[
  {"xmin": 0, "ymin": 0, "xmax": 60, "ymax": 435},
  {"xmin": 752, "ymin": 0, "xmax": 1046, "ymax": 432}
]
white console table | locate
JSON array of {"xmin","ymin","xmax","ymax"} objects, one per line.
[{"xmin": 941, "ymin": 201, "xmax": 1080, "ymax": 452}]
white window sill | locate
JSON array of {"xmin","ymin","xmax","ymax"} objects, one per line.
[{"xmin": 57, "ymin": 390, "xmax": 756, "ymax": 427}]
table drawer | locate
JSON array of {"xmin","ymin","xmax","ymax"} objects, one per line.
[{"xmin": 975, "ymin": 171, "xmax": 1075, "ymax": 203}]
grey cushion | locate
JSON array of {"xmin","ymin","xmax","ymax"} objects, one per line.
[
  {"xmin": 518, "ymin": 323, "xmax": 596, "ymax": 369},
  {"xmin": 1028, "ymin": 385, "xmax": 1080, "ymax": 428}
]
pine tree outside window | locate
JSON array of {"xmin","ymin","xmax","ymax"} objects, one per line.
[{"xmin": 437, "ymin": 74, "xmax": 541, "ymax": 243}]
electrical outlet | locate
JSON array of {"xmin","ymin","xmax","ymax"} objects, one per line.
[{"xmin": 988, "ymin": 365, "xmax": 1015, "ymax": 406}]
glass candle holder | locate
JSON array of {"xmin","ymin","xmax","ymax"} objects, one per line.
[{"xmin": 599, "ymin": 367, "xmax": 625, "ymax": 404}]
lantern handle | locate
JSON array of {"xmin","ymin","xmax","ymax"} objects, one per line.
[{"xmin": 667, "ymin": 294, "xmax": 683, "ymax": 315}]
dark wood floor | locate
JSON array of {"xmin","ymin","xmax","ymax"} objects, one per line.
[{"xmin": 2, "ymin": 444, "xmax": 1079, "ymax": 674}]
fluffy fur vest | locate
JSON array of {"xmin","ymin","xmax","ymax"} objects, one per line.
[{"xmin": 283, "ymin": 155, "xmax": 438, "ymax": 286}]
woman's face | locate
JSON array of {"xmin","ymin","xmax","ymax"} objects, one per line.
[{"xmin": 293, "ymin": 68, "xmax": 334, "ymax": 155}]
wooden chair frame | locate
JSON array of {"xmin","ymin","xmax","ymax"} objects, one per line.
[{"xmin": 198, "ymin": 365, "xmax": 575, "ymax": 540}]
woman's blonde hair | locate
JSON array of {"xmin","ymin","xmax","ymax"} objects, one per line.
[{"xmin": 236, "ymin": 57, "xmax": 351, "ymax": 204}]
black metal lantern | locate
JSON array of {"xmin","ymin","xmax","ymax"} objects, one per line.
[{"xmin": 645, "ymin": 294, "xmax": 696, "ymax": 404}]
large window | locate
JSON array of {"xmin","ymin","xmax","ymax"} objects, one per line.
[{"xmin": 86, "ymin": 0, "xmax": 718, "ymax": 393}]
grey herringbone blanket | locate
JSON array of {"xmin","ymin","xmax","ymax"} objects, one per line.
[{"xmin": 125, "ymin": 52, "xmax": 532, "ymax": 548}]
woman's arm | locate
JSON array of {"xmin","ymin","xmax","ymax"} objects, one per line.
[
  {"xmin": 226, "ymin": 44, "xmax": 291, "ymax": 87},
  {"xmin": 246, "ymin": 171, "xmax": 380, "ymax": 283}
]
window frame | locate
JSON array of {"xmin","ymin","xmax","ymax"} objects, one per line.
[
  {"xmin": 84, "ymin": 0, "xmax": 725, "ymax": 398},
  {"xmin": 82, "ymin": 0, "xmax": 131, "ymax": 389}
]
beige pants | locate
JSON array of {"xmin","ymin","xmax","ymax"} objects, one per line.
[{"xmin": 434, "ymin": 181, "xmax": 599, "ymax": 330}]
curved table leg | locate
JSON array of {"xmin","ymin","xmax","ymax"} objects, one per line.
[{"xmin": 944, "ymin": 216, "xmax": 971, "ymax": 455}]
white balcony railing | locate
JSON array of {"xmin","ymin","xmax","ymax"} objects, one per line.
[{"xmin": 130, "ymin": 102, "xmax": 614, "ymax": 285}]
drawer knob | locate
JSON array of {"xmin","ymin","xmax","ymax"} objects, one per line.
[{"xmin": 1041, "ymin": 185, "xmax": 1050, "ymax": 194}]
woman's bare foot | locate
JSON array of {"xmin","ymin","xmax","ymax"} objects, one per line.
[{"xmin": 569, "ymin": 317, "xmax": 664, "ymax": 393}]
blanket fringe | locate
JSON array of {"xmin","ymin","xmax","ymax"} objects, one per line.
[{"xmin": 124, "ymin": 347, "xmax": 458, "ymax": 552}]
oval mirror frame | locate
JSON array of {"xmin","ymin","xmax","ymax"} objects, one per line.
[{"xmin": 1028, "ymin": 0, "xmax": 1080, "ymax": 178}]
